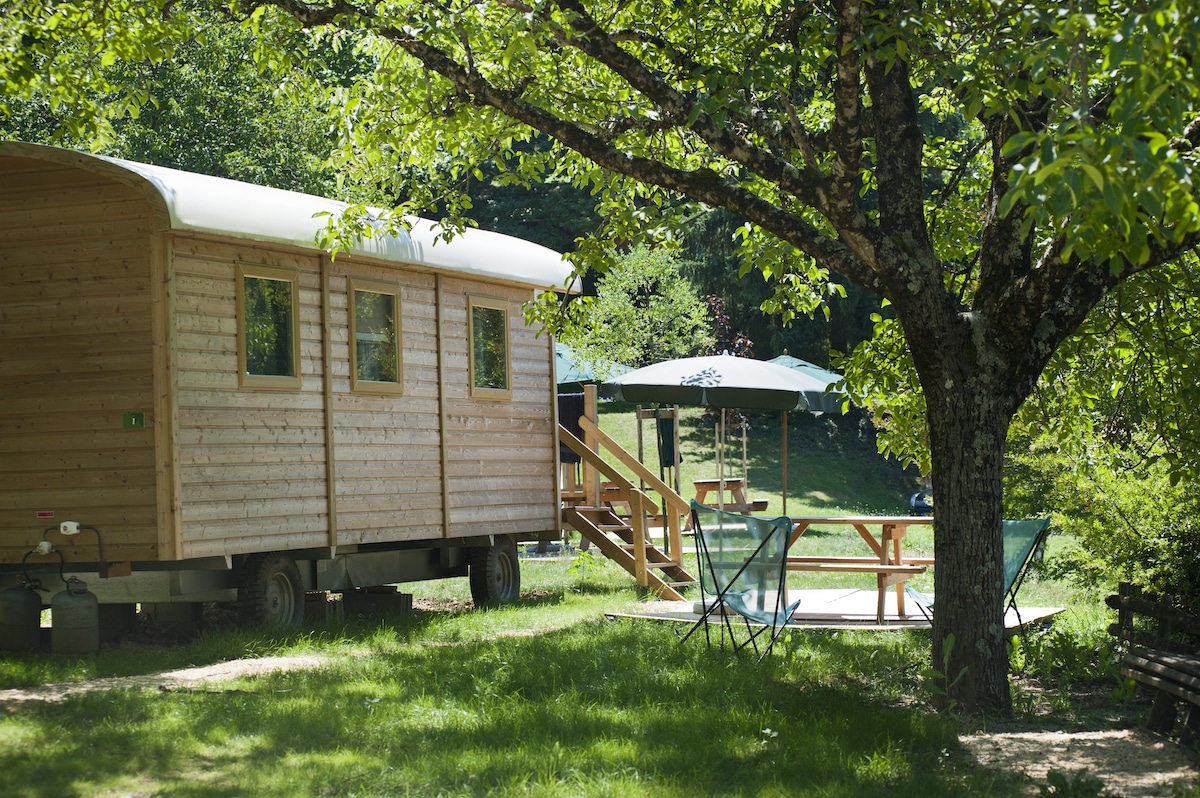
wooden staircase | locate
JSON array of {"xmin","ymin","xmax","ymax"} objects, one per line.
[
  {"xmin": 559, "ymin": 413, "xmax": 697, "ymax": 601},
  {"xmin": 564, "ymin": 505, "xmax": 695, "ymax": 601}
]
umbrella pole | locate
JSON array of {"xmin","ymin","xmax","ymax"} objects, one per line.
[
  {"xmin": 742, "ymin": 417, "xmax": 748, "ymax": 495},
  {"xmin": 718, "ymin": 409, "xmax": 725, "ymax": 509}
]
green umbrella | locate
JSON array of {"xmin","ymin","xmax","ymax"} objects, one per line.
[
  {"xmin": 555, "ymin": 342, "xmax": 631, "ymax": 388},
  {"xmin": 601, "ymin": 354, "xmax": 838, "ymax": 514},
  {"xmin": 766, "ymin": 354, "xmax": 847, "ymax": 414}
]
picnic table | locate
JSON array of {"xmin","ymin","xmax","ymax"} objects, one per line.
[
  {"xmin": 787, "ymin": 516, "xmax": 934, "ymax": 624},
  {"xmin": 693, "ymin": 478, "xmax": 769, "ymax": 514}
]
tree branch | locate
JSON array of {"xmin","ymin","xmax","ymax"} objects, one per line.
[
  {"xmin": 828, "ymin": 0, "xmax": 864, "ymax": 214},
  {"xmin": 248, "ymin": 0, "xmax": 886, "ymax": 292},
  {"xmin": 549, "ymin": 0, "xmax": 829, "ymax": 209},
  {"xmin": 863, "ymin": 25, "xmax": 930, "ymax": 256}
]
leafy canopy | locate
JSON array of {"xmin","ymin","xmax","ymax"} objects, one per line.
[{"xmin": 562, "ymin": 245, "xmax": 714, "ymax": 370}]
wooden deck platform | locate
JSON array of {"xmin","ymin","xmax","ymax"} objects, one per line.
[{"xmin": 607, "ymin": 588, "xmax": 1063, "ymax": 631}]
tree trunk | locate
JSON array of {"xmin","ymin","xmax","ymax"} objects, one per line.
[{"xmin": 925, "ymin": 381, "xmax": 1014, "ymax": 715}]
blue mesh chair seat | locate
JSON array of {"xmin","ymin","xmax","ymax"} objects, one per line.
[
  {"xmin": 906, "ymin": 518, "xmax": 1052, "ymax": 626},
  {"xmin": 681, "ymin": 500, "xmax": 801, "ymax": 659}
]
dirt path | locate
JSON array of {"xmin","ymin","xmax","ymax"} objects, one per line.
[
  {"xmin": 1, "ymin": 654, "xmax": 1194, "ymax": 795},
  {"xmin": 962, "ymin": 728, "xmax": 1195, "ymax": 796},
  {"xmin": 0, "ymin": 655, "xmax": 331, "ymax": 704}
]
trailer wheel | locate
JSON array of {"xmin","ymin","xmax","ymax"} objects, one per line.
[
  {"xmin": 238, "ymin": 553, "xmax": 304, "ymax": 630},
  {"xmin": 469, "ymin": 536, "xmax": 520, "ymax": 606}
]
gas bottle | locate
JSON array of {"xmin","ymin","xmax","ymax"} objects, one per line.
[
  {"xmin": 51, "ymin": 577, "xmax": 99, "ymax": 655},
  {"xmin": 0, "ymin": 584, "xmax": 43, "ymax": 651}
]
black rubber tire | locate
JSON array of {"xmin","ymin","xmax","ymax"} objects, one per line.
[
  {"xmin": 469, "ymin": 536, "xmax": 521, "ymax": 606},
  {"xmin": 238, "ymin": 552, "xmax": 305, "ymax": 630}
]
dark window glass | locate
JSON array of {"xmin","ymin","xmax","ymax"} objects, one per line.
[
  {"xmin": 471, "ymin": 304, "xmax": 508, "ymax": 390},
  {"xmin": 244, "ymin": 275, "xmax": 294, "ymax": 377},
  {"xmin": 355, "ymin": 289, "xmax": 398, "ymax": 383}
]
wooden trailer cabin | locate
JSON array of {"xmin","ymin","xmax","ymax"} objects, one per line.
[{"xmin": 0, "ymin": 140, "xmax": 573, "ymax": 632}]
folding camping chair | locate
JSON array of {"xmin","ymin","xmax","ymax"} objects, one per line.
[
  {"xmin": 680, "ymin": 500, "xmax": 802, "ymax": 660},
  {"xmin": 906, "ymin": 518, "xmax": 1052, "ymax": 628}
]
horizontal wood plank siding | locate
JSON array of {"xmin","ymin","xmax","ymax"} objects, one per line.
[
  {"xmin": 171, "ymin": 237, "xmax": 330, "ymax": 559},
  {"xmin": 438, "ymin": 279, "xmax": 557, "ymax": 535},
  {"xmin": 2, "ymin": 155, "xmax": 560, "ymax": 569},
  {"xmin": 326, "ymin": 261, "xmax": 446, "ymax": 544},
  {"xmin": 0, "ymin": 158, "xmax": 158, "ymax": 564}
]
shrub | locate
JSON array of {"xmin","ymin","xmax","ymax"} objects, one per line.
[{"xmin": 1006, "ymin": 431, "xmax": 1200, "ymax": 614}]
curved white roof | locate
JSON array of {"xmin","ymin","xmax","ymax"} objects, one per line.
[{"xmin": 0, "ymin": 141, "xmax": 575, "ymax": 291}]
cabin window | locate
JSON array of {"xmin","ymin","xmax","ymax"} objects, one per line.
[
  {"xmin": 237, "ymin": 264, "xmax": 301, "ymax": 390},
  {"xmin": 350, "ymin": 278, "xmax": 402, "ymax": 393},
  {"xmin": 468, "ymin": 295, "xmax": 510, "ymax": 399}
]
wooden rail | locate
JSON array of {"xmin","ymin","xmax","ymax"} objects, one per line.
[
  {"xmin": 576, "ymin": 415, "xmax": 689, "ymax": 563},
  {"xmin": 558, "ymin": 426, "xmax": 658, "ymax": 586},
  {"xmin": 1107, "ymin": 581, "xmax": 1200, "ymax": 740}
]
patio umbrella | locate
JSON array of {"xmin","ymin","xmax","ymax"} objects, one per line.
[
  {"xmin": 600, "ymin": 354, "xmax": 823, "ymax": 410},
  {"xmin": 601, "ymin": 354, "xmax": 829, "ymax": 513},
  {"xmin": 766, "ymin": 354, "xmax": 848, "ymax": 414}
]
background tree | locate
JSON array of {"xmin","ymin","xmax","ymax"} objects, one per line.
[
  {"xmin": 1003, "ymin": 250, "xmax": 1200, "ymax": 612},
  {"xmin": 682, "ymin": 208, "xmax": 867, "ymax": 364},
  {"xmin": 0, "ymin": 1, "xmax": 345, "ymax": 195},
  {"xmin": 562, "ymin": 245, "xmax": 714, "ymax": 370},
  {"xmin": 463, "ymin": 140, "xmax": 600, "ymax": 252},
  {"xmin": 7, "ymin": 0, "xmax": 1200, "ymax": 715}
]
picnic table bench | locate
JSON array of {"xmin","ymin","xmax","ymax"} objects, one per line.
[{"xmin": 1107, "ymin": 581, "xmax": 1200, "ymax": 741}]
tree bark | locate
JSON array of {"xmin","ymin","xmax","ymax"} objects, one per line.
[
  {"xmin": 925, "ymin": 380, "xmax": 1014, "ymax": 714},
  {"xmin": 897, "ymin": 284, "xmax": 1024, "ymax": 715}
]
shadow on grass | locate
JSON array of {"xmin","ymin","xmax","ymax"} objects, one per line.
[{"xmin": 0, "ymin": 621, "xmax": 1024, "ymax": 797}]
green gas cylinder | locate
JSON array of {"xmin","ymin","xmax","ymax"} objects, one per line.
[{"xmin": 51, "ymin": 577, "xmax": 98, "ymax": 655}]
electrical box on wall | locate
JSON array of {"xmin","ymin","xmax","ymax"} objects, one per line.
[{"xmin": 122, "ymin": 412, "xmax": 145, "ymax": 430}]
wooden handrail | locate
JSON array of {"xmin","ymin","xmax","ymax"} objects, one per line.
[
  {"xmin": 559, "ymin": 426, "xmax": 658, "ymax": 514},
  {"xmin": 577, "ymin": 416, "xmax": 690, "ymax": 516},
  {"xmin": 577, "ymin": 416, "xmax": 687, "ymax": 564},
  {"xmin": 560, "ymin": 426, "xmax": 654, "ymax": 586},
  {"xmin": 560, "ymin": 419, "xmax": 688, "ymax": 572}
]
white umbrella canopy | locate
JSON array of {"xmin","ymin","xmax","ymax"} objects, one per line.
[
  {"xmin": 600, "ymin": 354, "xmax": 833, "ymax": 514},
  {"xmin": 600, "ymin": 354, "xmax": 825, "ymax": 410}
]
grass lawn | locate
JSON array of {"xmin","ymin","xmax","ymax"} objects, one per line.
[
  {"xmin": 0, "ymin": 556, "xmax": 1037, "ymax": 798},
  {"xmin": 0, "ymin": 406, "xmax": 1152, "ymax": 796},
  {"xmin": 0, "ymin": 551, "xmax": 1143, "ymax": 798}
]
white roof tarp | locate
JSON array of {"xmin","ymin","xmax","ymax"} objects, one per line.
[{"xmin": 0, "ymin": 141, "xmax": 574, "ymax": 291}]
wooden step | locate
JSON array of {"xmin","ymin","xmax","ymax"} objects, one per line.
[{"xmin": 562, "ymin": 502, "xmax": 696, "ymax": 600}]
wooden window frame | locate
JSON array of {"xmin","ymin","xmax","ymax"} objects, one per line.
[
  {"xmin": 349, "ymin": 277, "xmax": 404, "ymax": 395},
  {"xmin": 468, "ymin": 294, "xmax": 511, "ymax": 401},
  {"xmin": 236, "ymin": 263, "xmax": 302, "ymax": 391}
]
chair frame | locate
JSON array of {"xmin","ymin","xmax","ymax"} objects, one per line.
[
  {"xmin": 906, "ymin": 518, "xmax": 1052, "ymax": 629},
  {"xmin": 1002, "ymin": 518, "xmax": 1052, "ymax": 627},
  {"xmin": 680, "ymin": 501, "xmax": 801, "ymax": 660}
]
